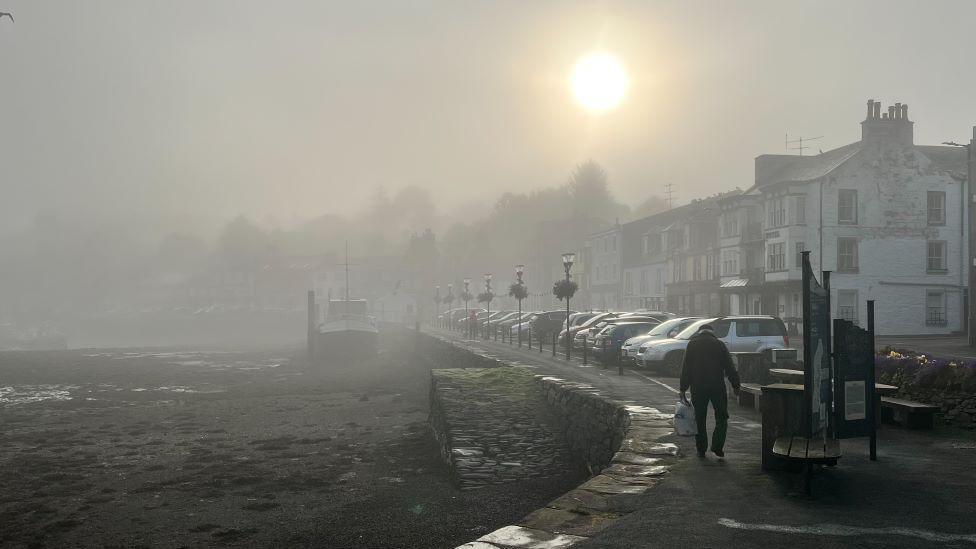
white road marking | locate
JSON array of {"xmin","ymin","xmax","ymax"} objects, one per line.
[
  {"xmin": 628, "ymin": 370, "xmax": 679, "ymax": 393},
  {"xmin": 718, "ymin": 518, "xmax": 976, "ymax": 544}
]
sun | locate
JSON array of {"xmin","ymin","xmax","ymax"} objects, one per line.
[{"xmin": 571, "ymin": 53, "xmax": 628, "ymax": 113}]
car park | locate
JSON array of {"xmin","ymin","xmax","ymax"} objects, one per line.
[{"xmin": 635, "ymin": 316, "xmax": 790, "ymax": 374}]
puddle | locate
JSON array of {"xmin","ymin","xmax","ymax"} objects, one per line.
[{"xmin": 0, "ymin": 385, "xmax": 77, "ymax": 405}]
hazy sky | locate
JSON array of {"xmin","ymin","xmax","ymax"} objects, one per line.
[{"xmin": 2, "ymin": 1, "xmax": 975, "ymax": 236}]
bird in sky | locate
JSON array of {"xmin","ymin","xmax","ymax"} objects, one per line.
[{"xmin": 0, "ymin": 12, "xmax": 13, "ymax": 22}]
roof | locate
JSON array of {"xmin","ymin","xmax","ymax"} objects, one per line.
[
  {"xmin": 756, "ymin": 142, "xmax": 862, "ymax": 187},
  {"xmin": 720, "ymin": 278, "xmax": 750, "ymax": 288},
  {"xmin": 916, "ymin": 146, "xmax": 969, "ymax": 180}
]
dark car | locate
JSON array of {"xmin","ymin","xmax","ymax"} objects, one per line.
[
  {"xmin": 530, "ymin": 310, "xmax": 576, "ymax": 342},
  {"xmin": 590, "ymin": 321, "xmax": 660, "ymax": 361},
  {"xmin": 563, "ymin": 311, "xmax": 619, "ymax": 346}
]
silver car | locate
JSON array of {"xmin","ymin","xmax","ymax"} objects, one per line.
[
  {"xmin": 620, "ymin": 317, "xmax": 701, "ymax": 364},
  {"xmin": 636, "ymin": 316, "xmax": 790, "ymax": 372}
]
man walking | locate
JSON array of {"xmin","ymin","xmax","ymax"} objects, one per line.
[{"xmin": 679, "ymin": 324, "xmax": 740, "ymax": 458}]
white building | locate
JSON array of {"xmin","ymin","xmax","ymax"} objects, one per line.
[
  {"xmin": 583, "ymin": 223, "xmax": 622, "ymax": 310},
  {"xmin": 734, "ymin": 100, "xmax": 971, "ymax": 335}
]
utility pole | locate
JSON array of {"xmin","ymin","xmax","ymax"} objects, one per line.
[{"xmin": 944, "ymin": 130, "xmax": 976, "ymax": 346}]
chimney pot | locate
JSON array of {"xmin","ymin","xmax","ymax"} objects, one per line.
[
  {"xmin": 867, "ymin": 99, "xmax": 875, "ymax": 119},
  {"xmin": 874, "ymin": 102, "xmax": 881, "ymax": 119},
  {"xmin": 888, "ymin": 106, "xmax": 896, "ymax": 119},
  {"xmin": 902, "ymin": 104, "xmax": 908, "ymax": 119},
  {"xmin": 894, "ymin": 103, "xmax": 902, "ymax": 119}
]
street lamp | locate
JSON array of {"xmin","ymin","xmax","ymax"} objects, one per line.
[
  {"xmin": 463, "ymin": 278, "xmax": 471, "ymax": 338},
  {"xmin": 562, "ymin": 252, "xmax": 576, "ymax": 359},
  {"xmin": 944, "ymin": 137, "xmax": 975, "ymax": 346},
  {"xmin": 484, "ymin": 273, "xmax": 493, "ymax": 339},
  {"xmin": 516, "ymin": 264, "xmax": 525, "ymax": 347},
  {"xmin": 434, "ymin": 285, "xmax": 441, "ymax": 327},
  {"xmin": 446, "ymin": 283, "xmax": 454, "ymax": 329}
]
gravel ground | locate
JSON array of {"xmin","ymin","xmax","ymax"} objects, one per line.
[{"xmin": 0, "ymin": 329, "xmax": 581, "ymax": 548}]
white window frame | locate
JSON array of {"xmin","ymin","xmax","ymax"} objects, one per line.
[
  {"xmin": 837, "ymin": 289, "xmax": 858, "ymax": 323},
  {"xmin": 926, "ymin": 290, "xmax": 947, "ymax": 326},
  {"xmin": 837, "ymin": 237, "xmax": 859, "ymax": 272},
  {"xmin": 838, "ymin": 189, "xmax": 858, "ymax": 225},
  {"xmin": 927, "ymin": 241, "xmax": 947, "ymax": 273},
  {"xmin": 927, "ymin": 191, "xmax": 946, "ymax": 226}
]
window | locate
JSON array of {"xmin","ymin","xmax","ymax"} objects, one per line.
[
  {"xmin": 927, "ymin": 241, "xmax": 947, "ymax": 272},
  {"xmin": 767, "ymin": 242, "xmax": 785, "ymax": 271},
  {"xmin": 837, "ymin": 237, "xmax": 858, "ymax": 272},
  {"xmin": 723, "ymin": 213, "xmax": 739, "ymax": 237},
  {"xmin": 926, "ymin": 290, "xmax": 947, "ymax": 326},
  {"xmin": 795, "ymin": 242, "xmax": 806, "ymax": 268},
  {"xmin": 838, "ymin": 190, "xmax": 858, "ymax": 224},
  {"xmin": 768, "ymin": 198, "xmax": 786, "ymax": 227},
  {"xmin": 723, "ymin": 250, "xmax": 739, "ymax": 276},
  {"xmin": 736, "ymin": 319, "xmax": 787, "ymax": 337},
  {"xmin": 624, "ymin": 271, "xmax": 633, "ymax": 295},
  {"xmin": 640, "ymin": 269, "xmax": 650, "ymax": 294},
  {"xmin": 693, "ymin": 257, "xmax": 703, "ymax": 280},
  {"xmin": 642, "ymin": 235, "xmax": 649, "ymax": 254},
  {"xmin": 792, "ymin": 196, "xmax": 806, "ymax": 224},
  {"xmin": 927, "ymin": 191, "xmax": 946, "ymax": 225},
  {"xmin": 711, "ymin": 319, "xmax": 731, "ymax": 338},
  {"xmin": 837, "ymin": 290, "xmax": 858, "ymax": 323},
  {"xmin": 656, "ymin": 269, "xmax": 665, "ymax": 292}
]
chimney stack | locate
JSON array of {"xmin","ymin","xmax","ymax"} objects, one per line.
[{"xmin": 861, "ymin": 98, "xmax": 913, "ymax": 146}]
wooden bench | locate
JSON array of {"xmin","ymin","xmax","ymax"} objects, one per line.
[
  {"xmin": 738, "ymin": 383, "xmax": 763, "ymax": 411},
  {"xmin": 881, "ymin": 397, "xmax": 939, "ymax": 429},
  {"xmin": 772, "ymin": 436, "xmax": 842, "ymax": 495}
]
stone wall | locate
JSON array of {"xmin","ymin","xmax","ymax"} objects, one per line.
[
  {"xmin": 892, "ymin": 386, "xmax": 976, "ymax": 427},
  {"xmin": 537, "ymin": 376, "xmax": 631, "ymax": 473}
]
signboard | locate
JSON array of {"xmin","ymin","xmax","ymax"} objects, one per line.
[
  {"xmin": 833, "ymin": 318, "xmax": 875, "ymax": 438},
  {"xmin": 801, "ymin": 252, "xmax": 832, "ymax": 438}
]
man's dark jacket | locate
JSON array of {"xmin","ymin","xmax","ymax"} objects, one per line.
[{"xmin": 679, "ymin": 331, "xmax": 741, "ymax": 394}]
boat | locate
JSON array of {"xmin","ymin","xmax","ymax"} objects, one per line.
[
  {"xmin": 315, "ymin": 298, "xmax": 378, "ymax": 358},
  {"xmin": 307, "ymin": 243, "xmax": 378, "ymax": 360}
]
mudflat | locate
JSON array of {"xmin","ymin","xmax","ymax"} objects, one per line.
[{"xmin": 0, "ymin": 330, "xmax": 580, "ymax": 548}]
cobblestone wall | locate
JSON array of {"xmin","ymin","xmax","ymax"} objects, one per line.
[{"xmin": 893, "ymin": 387, "xmax": 976, "ymax": 427}]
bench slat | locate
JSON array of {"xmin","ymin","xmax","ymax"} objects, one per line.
[
  {"xmin": 772, "ymin": 436, "xmax": 792, "ymax": 457},
  {"xmin": 881, "ymin": 396, "xmax": 938, "ymax": 411}
]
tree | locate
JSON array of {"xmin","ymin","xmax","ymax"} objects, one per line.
[{"xmin": 477, "ymin": 291, "xmax": 494, "ymax": 304}]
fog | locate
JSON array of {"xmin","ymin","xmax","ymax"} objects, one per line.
[{"xmin": 1, "ymin": 0, "xmax": 976, "ymax": 347}]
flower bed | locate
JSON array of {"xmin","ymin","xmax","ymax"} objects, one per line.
[{"xmin": 877, "ymin": 348, "xmax": 976, "ymax": 427}]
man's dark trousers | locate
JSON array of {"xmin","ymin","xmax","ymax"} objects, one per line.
[{"xmin": 691, "ymin": 387, "xmax": 729, "ymax": 454}]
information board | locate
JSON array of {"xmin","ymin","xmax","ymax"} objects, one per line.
[
  {"xmin": 802, "ymin": 252, "xmax": 832, "ymax": 438},
  {"xmin": 833, "ymin": 318, "xmax": 875, "ymax": 438}
]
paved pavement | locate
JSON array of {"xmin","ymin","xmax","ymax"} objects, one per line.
[{"xmin": 432, "ymin": 327, "xmax": 976, "ymax": 549}]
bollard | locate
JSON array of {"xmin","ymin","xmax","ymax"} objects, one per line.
[
  {"xmin": 582, "ymin": 335, "xmax": 587, "ymax": 365},
  {"xmin": 552, "ymin": 333, "xmax": 556, "ymax": 357},
  {"xmin": 527, "ymin": 329, "xmax": 531, "ymax": 350},
  {"xmin": 494, "ymin": 325, "xmax": 498, "ymax": 342},
  {"xmin": 601, "ymin": 339, "xmax": 608, "ymax": 369},
  {"xmin": 618, "ymin": 347, "xmax": 623, "ymax": 376}
]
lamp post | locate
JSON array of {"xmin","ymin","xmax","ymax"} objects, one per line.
[
  {"xmin": 463, "ymin": 278, "xmax": 471, "ymax": 338},
  {"xmin": 945, "ymin": 134, "xmax": 975, "ymax": 346},
  {"xmin": 484, "ymin": 273, "xmax": 493, "ymax": 339},
  {"xmin": 562, "ymin": 252, "xmax": 576, "ymax": 359},
  {"xmin": 516, "ymin": 264, "xmax": 525, "ymax": 347},
  {"xmin": 445, "ymin": 283, "xmax": 454, "ymax": 330},
  {"xmin": 434, "ymin": 285, "xmax": 440, "ymax": 327}
]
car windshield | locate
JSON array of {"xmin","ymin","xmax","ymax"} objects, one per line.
[
  {"xmin": 580, "ymin": 313, "xmax": 611, "ymax": 328},
  {"xmin": 674, "ymin": 318, "xmax": 719, "ymax": 340},
  {"xmin": 648, "ymin": 318, "xmax": 694, "ymax": 337}
]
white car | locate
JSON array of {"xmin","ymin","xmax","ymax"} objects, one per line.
[
  {"xmin": 636, "ymin": 316, "xmax": 790, "ymax": 373},
  {"xmin": 620, "ymin": 317, "xmax": 701, "ymax": 364}
]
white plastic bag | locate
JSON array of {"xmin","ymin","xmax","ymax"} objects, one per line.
[{"xmin": 674, "ymin": 400, "xmax": 698, "ymax": 436}]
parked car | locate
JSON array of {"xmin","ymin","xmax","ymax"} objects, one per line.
[
  {"xmin": 636, "ymin": 316, "xmax": 790, "ymax": 373},
  {"xmin": 620, "ymin": 317, "xmax": 702, "ymax": 365},
  {"xmin": 565, "ymin": 312, "xmax": 622, "ymax": 347},
  {"xmin": 590, "ymin": 321, "xmax": 660, "ymax": 361},
  {"xmin": 530, "ymin": 310, "xmax": 577, "ymax": 342},
  {"xmin": 511, "ymin": 312, "xmax": 540, "ymax": 339},
  {"xmin": 498, "ymin": 311, "xmax": 532, "ymax": 332}
]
